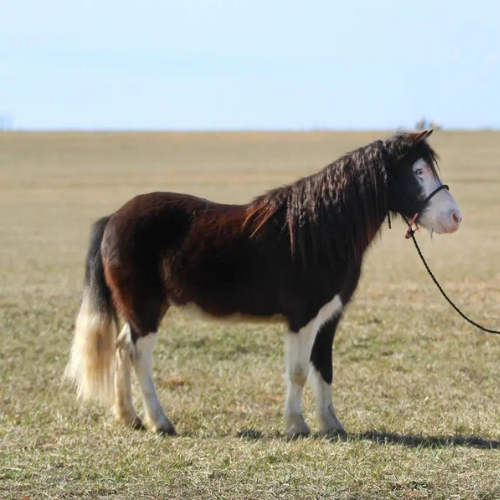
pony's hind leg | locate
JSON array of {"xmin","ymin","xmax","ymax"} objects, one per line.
[
  {"xmin": 131, "ymin": 330, "xmax": 176, "ymax": 435},
  {"xmin": 114, "ymin": 324, "xmax": 143, "ymax": 429},
  {"xmin": 104, "ymin": 262, "xmax": 173, "ymax": 434}
]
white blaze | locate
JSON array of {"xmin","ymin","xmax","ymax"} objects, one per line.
[{"xmin": 413, "ymin": 159, "xmax": 462, "ymax": 234}]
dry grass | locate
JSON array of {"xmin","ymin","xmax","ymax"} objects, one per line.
[{"xmin": 1, "ymin": 131, "xmax": 500, "ymax": 499}]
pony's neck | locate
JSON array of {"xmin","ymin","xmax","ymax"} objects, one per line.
[
  {"xmin": 288, "ymin": 148, "xmax": 389, "ymax": 266},
  {"xmin": 244, "ymin": 140, "xmax": 390, "ymax": 266}
]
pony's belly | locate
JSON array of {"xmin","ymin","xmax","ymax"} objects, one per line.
[{"xmin": 172, "ymin": 302, "xmax": 286, "ymax": 324}]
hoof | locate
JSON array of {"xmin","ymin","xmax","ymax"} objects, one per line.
[
  {"xmin": 320, "ymin": 428, "xmax": 347, "ymax": 439},
  {"xmin": 318, "ymin": 413, "xmax": 345, "ymax": 438},
  {"xmin": 115, "ymin": 411, "xmax": 145, "ymax": 431},
  {"xmin": 156, "ymin": 425, "xmax": 177, "ymax": 436},
  {"xmin": 146, "ymin": 418, "xmax": 176, "ymax": 436},
  {"xmin": 130, "ymin": 416, "xmax": 146, "ymax": 431},
  {"xmin": 285, "ymin": 430, "xmax": 310, "ymax": 439},
  {"xmin": 284, "ymin": 414, "xmax": 311, "ymax": 438}
]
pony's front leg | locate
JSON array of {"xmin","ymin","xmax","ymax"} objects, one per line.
[
  {"xmin": 283, "ymin": 325, "xmax": 318, "ymax": 437},
  {"xmin": 310, "ymin": 317, "xmax": 345, "ymax": 435},
  {"xmin": 131, "ymin": 332, "xmax": 176, "ymax": 435}
]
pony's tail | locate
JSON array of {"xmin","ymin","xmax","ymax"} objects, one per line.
[{"xmin": 64, "ymin": 216, "xmax": 117, "ymax": 404}]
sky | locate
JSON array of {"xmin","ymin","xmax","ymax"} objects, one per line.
[{"xmin": 0, "ymin": 0, "xmax": 499, "ymax": 130}]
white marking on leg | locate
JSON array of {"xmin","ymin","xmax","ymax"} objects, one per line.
[
  {"xmin": 283, "ymin": 295, "xmax": 343, "ymax": 437},
  {"xmin": 114, "ymin": 324, "xmax": 141, "ymax": 428},
  {"xmin": 132, "ymin": 333, "xmax": 175, "ymax": 434},
  {"xmin": 310, "ymin": 366, "xmax": 344, "ymax": 435},
  {"xmin": 284, "ymin": 330, "xmax": 315, "ymax": 436}
]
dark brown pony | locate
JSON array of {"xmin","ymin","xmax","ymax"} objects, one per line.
[{"xmin": 65, "ymin": 130, "xmax": 461, "ymax": 436}]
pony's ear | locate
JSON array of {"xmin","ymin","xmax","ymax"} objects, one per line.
[{"xmin": 406, "ymin": 129, "xmax": 433, "ymax": 144}]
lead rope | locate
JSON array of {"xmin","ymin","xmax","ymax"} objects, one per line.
[{"xmin": 402, "ymin": 216, "xmax": 500, "ymax": 335}]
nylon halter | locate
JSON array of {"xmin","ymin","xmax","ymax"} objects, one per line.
[{"xmin": 405, "ymin": 184, "xmax": 449, "ymax": 239}]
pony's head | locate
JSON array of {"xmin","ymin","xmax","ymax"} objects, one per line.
[{"xmin": 386, "ymin": 130, "xmax": 462, "ymax": 235}]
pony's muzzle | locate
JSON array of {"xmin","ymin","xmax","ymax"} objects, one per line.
[{"xmin": 438, "ymin": 208, "xmax": 462, "ymax": 234}]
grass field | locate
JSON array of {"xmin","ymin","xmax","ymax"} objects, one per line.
[{"xmin": 1, "ymin": 130, "xmax": 500, "ymax": 499}]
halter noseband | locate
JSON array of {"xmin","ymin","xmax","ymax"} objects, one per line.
[{"xmin": 405, "ymin": 184, "xmax": 449, "ymax": 239}]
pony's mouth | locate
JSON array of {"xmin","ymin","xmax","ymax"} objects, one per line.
[
  {"xmin": 435, "ymin": 220, "xmax": 460, "ymax": 234},
  {"xmin": 420, "ymin": 220, "xmax": 457, "ymax": 235}
]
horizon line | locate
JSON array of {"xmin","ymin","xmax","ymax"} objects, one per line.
[{"xmin": 1, "ymin": 126, "xmax": 499, "ymax": 133}]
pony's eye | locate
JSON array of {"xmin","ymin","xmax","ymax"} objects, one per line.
[{"xmin": 415, "ymin": 168, "xmax": 424, "ymax": 176}]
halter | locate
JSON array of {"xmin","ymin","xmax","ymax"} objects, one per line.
[{"xmin": 405, "ymin": 184, "xmax": 449, "ymax": 239}]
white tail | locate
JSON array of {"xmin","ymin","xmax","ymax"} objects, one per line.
[{"xmin": 64, "ymin": 289, "xmax": 117, "ymax": 403}]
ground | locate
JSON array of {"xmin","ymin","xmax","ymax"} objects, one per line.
[{"xmin": 1, "ymin": 131, "xmax": 500, "ymax": 499}]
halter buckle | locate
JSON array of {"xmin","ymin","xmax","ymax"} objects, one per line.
[{"xmin": 405, "ymin": 213, "xmax": 420, "ymax": 239}]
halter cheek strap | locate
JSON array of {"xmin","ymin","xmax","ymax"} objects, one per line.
[{"xmin": 405, "ymin": 184, "xmax": 449, "ymax": 239}]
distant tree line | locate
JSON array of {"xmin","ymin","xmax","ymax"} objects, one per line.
[{"xmin": 416, "ymin": 118, "xmax": 442, "ymax": 130}]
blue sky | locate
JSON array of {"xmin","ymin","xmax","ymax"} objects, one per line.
[{"xmin": 1, "ymin": 0, "xmax": 499, "ymax": 130}]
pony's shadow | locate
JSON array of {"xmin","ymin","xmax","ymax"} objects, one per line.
[
  {"xmin": 349, "ymin": 430, "xmax": 500, "ymax": 450},
  {"xmin": 236, "ymin": 429, "xmax": 500, "ymax": 450}
]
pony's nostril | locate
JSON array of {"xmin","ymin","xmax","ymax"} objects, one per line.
[{"xmin": 452, "ymin": 212, "xmax": 462, "ymax": 224}]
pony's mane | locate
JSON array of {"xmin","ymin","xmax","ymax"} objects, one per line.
[
  {"xmin": 244, "ymin": 139, "xmax": 389, "ymax": 265},
  {"xmin": 244, "ymin": 134, "xmax": 439, "ymax": 266},
  {"xmin": 386, "ymin": 132, "xmax": 440, "ymax": 178}
]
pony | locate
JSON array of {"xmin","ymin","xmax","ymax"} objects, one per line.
[{"xmin": 65, "ymin": 130, "xmax": 462, "ymax": 436}]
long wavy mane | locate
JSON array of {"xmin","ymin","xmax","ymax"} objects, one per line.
[{"xmin": 244, "ymin": 134, "xmax": 439, "ymax": 266}]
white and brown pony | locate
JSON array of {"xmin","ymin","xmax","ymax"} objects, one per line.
[{"xmin": 65, "ymin": 130, "xmax": 461, "ymax": 436}]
